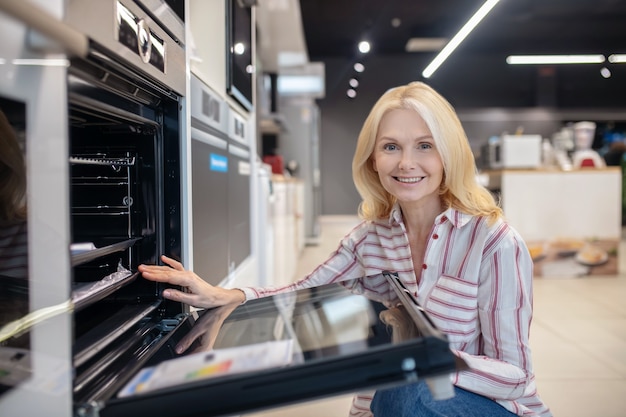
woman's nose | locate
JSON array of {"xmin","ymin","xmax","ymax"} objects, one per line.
[{"xmin": 398, "ymin": 151, "xmax": 416, "ymax": 170}]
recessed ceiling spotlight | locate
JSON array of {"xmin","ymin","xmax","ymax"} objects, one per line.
[
  {"xmin": 347, "ymin": 89, "xmax": 357, "ymax": 98},
  {"xmin": 354, "ymin": 62, "xmax": 365, "ymax": 72},
  {"xmin": 600, "ymin": 67, "xmax": 612, "ymax": 78},
  {"xmin": 349, "ymin": 78, "xmax": 359, "ymax": 88},
  {"xmin": 358, "ymin": 41, "xmax": 371, "ymax": 54},
  {"xmin": 391, "ymin": 18, "xmax": 401, "ymax": 28},
  {"xmin": 234, "ymin": 42, "xmax": 246, "ymax": 55}
]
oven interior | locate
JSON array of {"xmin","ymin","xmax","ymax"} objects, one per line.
[{"xmin": 67, "ymin": 54, "xmax": 190, "ymax": 407}]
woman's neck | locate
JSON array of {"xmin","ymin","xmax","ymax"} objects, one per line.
[{"xmin": 399, "ymin": 198, "xmax": 444, "ymax": 238}]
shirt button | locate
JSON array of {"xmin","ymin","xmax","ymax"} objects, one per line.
[
  {"xmin": 432, "ymin": 233, "xmax": 439, "ymax": 239},
  {"xmin": 422, "ymin": 263, "xmax": 427, "ymax": 270},
  {"xmin": 440, "ymin": 216, "xmax": 447, "ymax": 223}
]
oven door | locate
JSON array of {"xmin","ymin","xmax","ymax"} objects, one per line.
[{"xmin": 97, "ymin": 278, "xmax": 466, "ymax": 417}]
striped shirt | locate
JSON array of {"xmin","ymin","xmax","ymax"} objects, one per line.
[{"xmin": 240, "ymin": 205, "xmax": 552, "ymax": 417}]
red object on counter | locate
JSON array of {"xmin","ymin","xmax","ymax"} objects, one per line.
[{"xmin": 263, "ymin": 154, "xmax": 284, "ymax": 175}]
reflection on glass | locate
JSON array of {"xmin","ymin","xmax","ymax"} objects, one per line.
[
  {"xmin": 118, "ymin": 284, "xmax": 419, "ymax": 397},
  {"xmin": 0, "ymin": 97, "xmax": 31, "ymax": 396}
]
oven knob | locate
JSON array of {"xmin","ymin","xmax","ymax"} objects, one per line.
[{"xmin": 136, "ymin": 19, "xmax": 152, "ymax": 64}]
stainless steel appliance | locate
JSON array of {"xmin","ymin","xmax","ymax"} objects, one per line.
[
  {"xmin": 0, "ymin": 0, "xmax": 189, "ymax": 415},
  {"xmin": 485, "ymin": 134, "xmax": 543, "ymax": 169},
  {"xmin": 66, "ymin": 0, "xmax": 189, "ymax": 411}
]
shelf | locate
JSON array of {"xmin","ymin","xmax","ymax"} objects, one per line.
[{"xmin": 71, "ymin": 238, "xmax": 141, "ymax": 267}]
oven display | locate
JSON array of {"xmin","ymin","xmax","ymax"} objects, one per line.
[{"xmin": 116, "ymin": 2, "xmax": 166, "ymax": 73}]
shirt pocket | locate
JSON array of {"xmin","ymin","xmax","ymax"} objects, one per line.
[{"xmin": 423, "ymin": 274, "xmax": 478, "ymax": 343}]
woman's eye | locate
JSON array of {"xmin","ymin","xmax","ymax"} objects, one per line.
[
  {"xmin": 418, "ymin": 142, "xmax": 433, "ymax": 150},
  {"xmin": 383, "ymin": 143, "xmax": 398, "ymax": 151}
]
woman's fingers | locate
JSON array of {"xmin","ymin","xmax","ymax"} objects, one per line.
[
  {"xmin": 161, "ymin": 255, "xmax": 185, "ymax": 271},
  {"xmin": 139, "ymin": 266, "xmax": 188, "ymax": 287},
  {"xmin": 162, "ymin": 288, "xmax": 192, "ymax": 303}
]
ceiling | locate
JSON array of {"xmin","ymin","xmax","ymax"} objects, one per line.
[
  {"xmin": 299, "ymin": 0, "xmax": 626, "ymax": 64},
  {"xmin": 255, "ymin": 0, "xmax": 626, "ymax": 108}
]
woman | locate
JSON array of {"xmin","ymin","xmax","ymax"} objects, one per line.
[{"xmin": 139, "ymin": 82, "xmax": 551, "ymax": 416}]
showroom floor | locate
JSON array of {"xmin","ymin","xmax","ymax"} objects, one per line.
[{"xmin": 245, "ymin": 215, "xmax": 626, "ymax": 417}]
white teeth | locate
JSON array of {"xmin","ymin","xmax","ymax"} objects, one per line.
[{"xmin": 396, "ymin": 177, "xmax": 422, "ymax": 183}]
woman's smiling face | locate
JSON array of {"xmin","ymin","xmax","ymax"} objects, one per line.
[{"xmin": 371, "ymin": 108, "xmax": 444, "ymax": 208}]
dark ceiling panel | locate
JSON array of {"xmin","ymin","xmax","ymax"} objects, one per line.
[
  {"xmin": 298, "ymin": 0, "xmax": 626, "ymax": 107},
  {"xmin": 300, "ymin": 0, "xmax": 626, "ymax": 58}
]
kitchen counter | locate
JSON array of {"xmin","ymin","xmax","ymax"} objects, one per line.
[{"xmin": 482, "ymin": 167, "xmax": 622, "ymax": 277}]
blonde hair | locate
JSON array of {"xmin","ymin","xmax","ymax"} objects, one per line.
[
  {"xmin": 352, "ymin": 81, "xmax": 502, "ymax": 222},
  {"xmin": 0, "ymin": 110, "xmax": 27, "ymax": 222}
]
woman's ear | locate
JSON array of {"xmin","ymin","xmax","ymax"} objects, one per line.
[{"xmin": 371, "ymin": 158, "xmax": 377, "ymax": 172}]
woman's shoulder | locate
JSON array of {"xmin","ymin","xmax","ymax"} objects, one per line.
[
  {"xmin": 340, "ymin": 217, "xmax": 401, "ymax": 244},
  {"xmin": 448, "ymin": 208, "xmax": 522, "ymax": 240}
]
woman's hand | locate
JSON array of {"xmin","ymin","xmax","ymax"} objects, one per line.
[{"xmin": 138, "ymin": 255, "xmax": 245, "ymax": 309}]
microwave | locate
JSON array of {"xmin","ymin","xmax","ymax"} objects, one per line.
[{"xmin": 486, "ymin": 134, "xmax": 542, "ymax": 169}]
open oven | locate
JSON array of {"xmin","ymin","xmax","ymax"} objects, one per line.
[
  {"xmin": 67, "ymin": 49, "xmax": 187, "ymax": 408},
  {"xmin": 0, "ymin": 0, "xmax": 192, "ymax": 415},
  {"xmin": 65, "ymin": 0, "xmax": 191, "ymax": 411}
]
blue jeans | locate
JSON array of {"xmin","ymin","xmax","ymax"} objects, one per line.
[{"xmin": 370, "ymin": 381, "xmax": 517, "ymax": 417}]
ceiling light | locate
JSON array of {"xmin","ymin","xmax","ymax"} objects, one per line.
[
  {"xmin": 405, "ymin": 37, "xmax": 447, "ymax": 52},
  {"xmin": 422, "ymin": 0, "xmax": 501, "ymax": 79},
  {"xmin": 608, "ymin": 54, "xmax": 626, "ymax": 63},
  {"xmin": 358, "ymin": 41, "xmax": 371, "ymax": 54},
  {"xmin": 600, "ymin": 67, "xmax": 611, "ymax": 78},
  {"xmin": 234, "ymin": 42, "xmax": 246, "ymax": 55},
  {"xmin": 506, "ymin": 54, "xmax": 605, "ymax": 64},
  {"xmin": 11, "ymin": 58, "xmax": 70, "ymax": 66},
  {"xmin": 347, "ymin": 89, "xmax": 357, "ymax": 98},
  {"xmin": 354, "ymin": 62, "xmax": 365, "ymax": 72},
  {"xmin": 349, "ymin": 77, "xmax": 359, "ymax": 88}
]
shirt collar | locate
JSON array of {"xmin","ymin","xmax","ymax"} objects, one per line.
[{"xmin": 388, "ymin": 203, "xmax": 472, "ymax": 229}]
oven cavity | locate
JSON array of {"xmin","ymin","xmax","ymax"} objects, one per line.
[{"xmin": 67, "ymin": 54, "xmax": 187, "ymax": 407}]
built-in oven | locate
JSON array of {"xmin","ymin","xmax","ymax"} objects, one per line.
[
  {"xmin": 65, "ymin": 0, "xmax": 190, "ymax": 412},
  {"xmin": 67, "ymin": 51, "xmax": 187, "ymax": 408},
  {"xmin": 0, "ymin": 0, "xmax": 190, "ymax": 415}
]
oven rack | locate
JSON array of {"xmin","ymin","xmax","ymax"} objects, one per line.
[
  {"xmin": 74, "ymin": 320, "xmax": 159, "ymax": 396},
  {"xmin": 72, "ymin": 271, "xmax": 139, "ymax": 312},
  {"xmin": 71, "ymin": 177, "xmax": 130, "ymax": 186},
  {"xmin": 74, "ymin": 301, "xmax": 161, "ymax": 368},
  {"xmin": 71, "ymin": 206, "xmax": 131, "ymax": 216},
  {"xmin": 74, "ymin": 314, "xmax": 190, "ymax": 405},
  {"xmin": 70, "ymin": 155, "xmax": 136, "ymax": 167},
  {"xmin": 71, "ymin": 237, "xmax": 141, "ymax": 267}
]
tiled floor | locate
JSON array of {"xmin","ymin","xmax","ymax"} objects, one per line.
[{"xmin": 246, "ymin": 216, "xmax": 626, "ymax": 417}]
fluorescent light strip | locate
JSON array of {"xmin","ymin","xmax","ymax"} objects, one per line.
[
  {"xmin": 608, "ymin": 54, "xmax": 626, "ymax": 63},
  {"xmin": 422, "ymin": 0, "xmax": 501, "ymax": 79},
  {"xmin": 11, "ymin": 58, "xmax": 70, "ymax": 66},
  {"xmin": 506, "ymin": 55, "xmax": 605, "ymax": 65}
]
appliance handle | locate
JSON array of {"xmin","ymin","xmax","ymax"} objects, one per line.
[{"xmin": 0, "ymin": 0, "xmax": 88, "ymax": 58}]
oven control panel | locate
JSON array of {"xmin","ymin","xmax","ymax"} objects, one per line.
[{"xmin": 117, "ymin": 1, "xmax": 166, "ymax": 73}]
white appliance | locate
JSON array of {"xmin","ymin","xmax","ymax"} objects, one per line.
[{"xmin": 488, "ymin": 134, "xmax": 543, "ymax": 169}]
